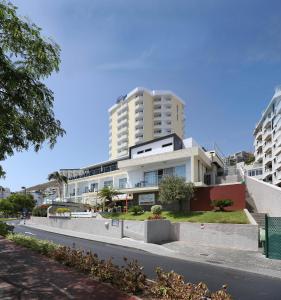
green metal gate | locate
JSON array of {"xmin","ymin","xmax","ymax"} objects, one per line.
[{"xmin": 265, "ymin": 215, "xmax": 281, "ymax": 260}]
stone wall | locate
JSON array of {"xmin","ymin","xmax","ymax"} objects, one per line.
[
  {"xmin": 123, "ymin": 220, "xmax": 145, "ymax": 240},
  {"xmin": 176, "ymin": 222, "xmax": 258, "ymax": 251},
  {"xmin": 29, "ymin": 216, "xmax": 123, "ymax": 238}
]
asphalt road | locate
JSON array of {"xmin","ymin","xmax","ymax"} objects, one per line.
[{"xmin": 11, "ymin": 221, "xmax": 281, "ymax": 300}]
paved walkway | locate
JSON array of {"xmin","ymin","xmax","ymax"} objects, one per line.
[
  {"xmin": 0, "ymin": 237, "xmax": 137, "ymax": 300},
  {"xmin": 22, "ymin": 221, "xmax": 281, "ymax": 280}
]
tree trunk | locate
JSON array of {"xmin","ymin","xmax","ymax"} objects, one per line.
[{"xmin": 178, "ymin": 199, "xmax": 183, "ymax": 211}]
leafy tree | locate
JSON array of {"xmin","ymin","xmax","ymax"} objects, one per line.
[
  {"xmin": 48, "ymin": 171, "xmax": 68, "ymax": 201},
  {"xmin": 7, "ymin": 193, "xmax": 35, "ymax": 213},
  {"xmin": 0, "ymin": 1, "xmax": 65, "ymax": 177},
  {"xmin": 0, "ymin": 198, "xmax": 14, "ymax": 216},
  {"xmin": 245, "ymin": 154, "xmax": 255, "ymax": 165},
  {"xmin": 159, "ymin": 176, "xmax": 195, "ymax": 211}
]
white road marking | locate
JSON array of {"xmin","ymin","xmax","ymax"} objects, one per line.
[{"xmin": 24, "ymin": 232, "xmax": 36, "ymax": 236}]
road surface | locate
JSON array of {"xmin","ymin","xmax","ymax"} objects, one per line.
[{"xmin": 11, "ymin": 221, "xmax": 281, "ymax": 300}]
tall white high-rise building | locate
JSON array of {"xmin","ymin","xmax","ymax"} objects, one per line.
[
  {"xmin": 253, "ymin": 85, "xmax": 281, "ymax": 186},
  {"xmin": 108, "ymin": 87, "xmax": 185, "ymax": 160}
]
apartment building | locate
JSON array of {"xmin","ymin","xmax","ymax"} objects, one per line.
[
  {"xmin": 108, "ymin": 87, "xmax": 185, "ymax": 160},
  {"xmin": 253, "ymin": 86, "xmax": 281, "ymax": 186},
  {"xmin": 62, "ymin": 134, "xmax": 224, "ymax": 207}
]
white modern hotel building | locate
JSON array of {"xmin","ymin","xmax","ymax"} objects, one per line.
[
  {"xmin": 253, "ymin": 86, "xmax": 281, "ymax": 186},
  {"xmin": 62, "ymin": 134, "xmax": 224, "ymax": 207}
]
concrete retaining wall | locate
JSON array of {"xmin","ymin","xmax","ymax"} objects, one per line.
[
  {"xmin": 29, "ymin": 216, "xmax": 123, "ymax": 238},
  {"xmin": 28, "ymin": 216, "xmax": 258, "ymax": 250},
  {"xmin": 245, "ymin": 176, "xmax": 281, "ymax": 217},
  {"xmin": 177, "ymin": 222, "xmax": 258, "ymax": 251},
  {"xmin": 144, "ymin": 220, "xmax": 174, "ymax": 243},
  {"xmin": 123, "ymin": 220, "xmax": 145, "ymax": 240}
]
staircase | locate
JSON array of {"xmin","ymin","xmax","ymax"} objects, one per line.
[{"xmin": 251, "ymin": 213, "xmax": 266, "ymax": 229}]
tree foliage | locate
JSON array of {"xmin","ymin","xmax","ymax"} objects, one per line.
[
  {"xmin": 159, "ymin": 176, "xmax": 195, "ymax": 211},
  {"xmin": 0, "ymin": 1, "xmax": 65, "ymax": 177},
  {"xmin": 0, "ymin": 192, "xmax": 35, "ymax": 216},
  {"xmin": 48, "ymin": 171, "xmax": 68, "ymax": 200},
  {"xmin": 97, "ymin": 186, "xmax": 118, "ymax": 207}
]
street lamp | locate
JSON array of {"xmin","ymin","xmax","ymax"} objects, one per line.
[{"xmin": 21, "ymin": 186, "xmax": 27, "ymax": 222}]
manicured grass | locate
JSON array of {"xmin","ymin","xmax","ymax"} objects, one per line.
[
  {"xmin": 0, "ymin": 218, "xmax": 17, "ymax": 222},
  {"xmin": 104, "ymin": 210, "xmax": 249, "ymax": 224}
]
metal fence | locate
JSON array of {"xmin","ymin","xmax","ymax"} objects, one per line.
[{"xmin": 265, "ymin": 215, "xmax": 281, "ymax": 260}]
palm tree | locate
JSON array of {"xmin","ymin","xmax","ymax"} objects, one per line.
[
  {"xmin": 97, "ymin": 186, "xmax": 118, "ymax": 211},
  {"xmin": 48, "ymin": 171, "xmax": 68, "ymax": 202}
]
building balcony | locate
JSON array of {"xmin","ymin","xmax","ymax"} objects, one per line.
[
  {"xmin": 262, "ymin": 114, "xmax": 272, "ymax": 129},
  {"xmin": 255, "ymin": 140, "xmax": 263, "ymax": 150},
  {"xmin": 263, "ymin": 129, "xmax": 272, "ymax": 140},
  {"xmin": 117, "ymin": 115, "xmax": 128, "ymax": 124},
  {"xmin": 118, "ymin": 149, "xmax": 128, "ymax": 157},
  {"xmin": 264, "ymin": 154, "xmax": 272, "ymax": 165},
  {"xmin": 135, "ymin": 97, "xmax": 143, "ymax": 106},
  {"xmin": 135, "ymin": 136, "xmax": 143, "ymax": 144},
  {"xmin": 117, "ymin": 123, "xmax": 128, "ymax": 131},
  {"xmin": 263, "ymin": 141, "xmax": 272, "ymax": 153},
  {"xmin": 255, "ymin": 130, "xmax": 262, "ymax": 140},
  {"xmin": 153, "ymin": 97, "xmax": 162, "ymax": 103},
  {"xmin": 153, "ymin": 105, "xmax": 161, "ymax": 110},
  {"xmin": 154, "ymin": 113, "xmax": 162, "ymax": 118},
  {"xmin": 255, "ymin": 151, "xmax": 263, "ymax": 162},
  {"xmin": 276, "ymin": 101, "xmax": 281, "ymax": 114},
  {"xmin": 135, "ymin": 107, "xmax": 143, "ymax": 114},
  {"xmin": 154, "ymin": 121, "xmax": 162, "ymax": 127}
]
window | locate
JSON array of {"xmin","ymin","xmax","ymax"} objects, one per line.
[
  {"xmin": 137, "ymin": 150, "xmax": 144, "ymax": 154},
  {"xmin": 162, "ymin": 142, "xmax": 172, "ymax": 148},
  {"xmin": 175, "ymin": 165, "xmax": 186, "ymax": 179},
  {"xmin": 145, "ymin": 148, "xmax": 152, "ymax": 152},
  {"xmin": 119, "ymin": 178, "xmax": 127, "ymax": 189},
  {"xmin": 90, "ymin": 183, "xmax": 98, "ymax": 192},
  {"xmin": 104, "ymin": 180, "xmax": 113, "ymax": 188}
]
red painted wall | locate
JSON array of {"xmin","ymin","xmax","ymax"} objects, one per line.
[{"xmin": 191, "ymin": 183, "xmax": 245, "ymax": 211}]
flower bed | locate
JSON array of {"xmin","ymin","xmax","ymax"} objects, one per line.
[{"xmin": 7, "ymin": 233, "xmax": 232, "ymax": 299}]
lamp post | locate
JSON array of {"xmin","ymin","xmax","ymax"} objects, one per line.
[{"xmin": 21, "ymin": 186, "xmax": 27, "ymax": 222}]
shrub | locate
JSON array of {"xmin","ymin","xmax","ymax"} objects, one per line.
[
  {"xmin": 211, "ymin": 199, "xmax": 234, "ymax": 211},
  {"xmin": 150, "ymin": 267, "xmax": 231, "ymax": 300},
  {"xmin": 56, "ymin": 207, "xmax": 70, "ymax": 214},
  {"xmin": 32, "ymin": 205, "xmax": 49, "ymax": 217},
  {"xmin": 0, "ymin": 221, "xmax": 14, "ymax": 236},
  {"xmin": 8, "ymin": 234, "xmax": 232, "ymax": 299},
  {"xmin": 148, "ymin": 214, "xmax": 164, "ymax": 220},
  {"xmin": 151, "ymin": 205, "xmax": 162, "ymax": 215},
  {"xmin": 128, "ymin": 205, "xmax": 143, "ymax": 215},
  {"xmin": 7, "ymin": 233, "xmax": 58, "ymax": 255}
]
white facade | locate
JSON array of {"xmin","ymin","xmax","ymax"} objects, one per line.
[
  {"xmin": 253, "ymin": 86, "xmax": 281, "ymax": 186},
  {"xmin": 0, "ymin": 187, "xmax": 11, "ymax": 199},
  {"xmin": 63, "ymin": 135, "xmax": 224, "ymax": 206}
]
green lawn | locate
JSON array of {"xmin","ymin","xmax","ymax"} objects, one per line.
[
  {"xmin": 0, "ymin": 218, "xmax": 17, "ymax": 222},
  {"xmin": 103, "ymin": 210, "xmax": 249, "ymax": 224}
]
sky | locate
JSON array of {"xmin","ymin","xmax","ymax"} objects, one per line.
[{"xmin": 1, "ymin": 0, "xmax": 281, "ymax": 191}]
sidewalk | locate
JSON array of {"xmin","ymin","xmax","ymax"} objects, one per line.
[
  {"xmin": 0, "ymin": 237, "xmax": 137, "ymax": 300},
  {"xmin": 23, "ymin": 222, "xmax": 281, "ymax": 280}
]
